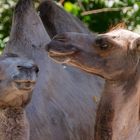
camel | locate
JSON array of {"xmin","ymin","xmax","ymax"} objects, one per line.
[
  {"xmin": 47, "ymin": 29, "xmax": 140, "ymax": 140},
  {"xmin": 4, "ymin": 0, "xmax": 104, "ymax": 139},
  {"xmin": 0, "ymin": 53, "xmax": 38, "ymax": 140}
]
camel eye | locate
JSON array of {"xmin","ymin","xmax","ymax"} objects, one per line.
[
  {"xmin": 100, "ymin": 44, "xmax": 110, "ymax": 50},
  {"xmin": 95, "ymin": 37, "xmax": 112, "ymax": 51}
]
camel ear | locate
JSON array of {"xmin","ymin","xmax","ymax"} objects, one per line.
[
  {"xmin": 109, "ymin": 22, "xmax": 126, "ymax": 31},
  {"xmin": 130, "ymin": 37, "xmax": 140, "ymax": 51}
]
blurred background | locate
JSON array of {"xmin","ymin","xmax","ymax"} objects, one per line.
[{"xmin": 0, "ymin": 0, "xmax": 140, "ymax": 51}]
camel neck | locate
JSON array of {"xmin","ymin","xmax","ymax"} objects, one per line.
[
  {"xmin": 95, "ymin": 72, "xmax": 140, "ymax": 140},
  {"xmin": 0, "ymin": 107, "xmax": 29, "ymax": 140}
]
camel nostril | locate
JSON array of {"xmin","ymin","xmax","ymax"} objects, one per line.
[
  {"xmin": 17, "ymin": 65, "xmax": 24, "ymax": 70},
  {"xmin": 32, "ymin": 65, "xmax": 39, "ymax": 74}
]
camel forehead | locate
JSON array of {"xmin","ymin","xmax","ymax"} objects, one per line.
[
  {"xmin": 106, "ymin": 29, "xmax": 140, "ymax": 40},
  {"xmin": 0, "ymin": 57, "xmax": 34, "ymax": 66}
]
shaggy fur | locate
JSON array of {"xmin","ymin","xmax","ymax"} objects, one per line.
[{"xmin": 0, "ymin": 108, "xmax": 29, "ymax": 140}]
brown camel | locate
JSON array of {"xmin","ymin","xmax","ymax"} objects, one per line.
[
  {"xmin": 4, "ymin": 0, "xmax": 104, "ymax": 139},
  {"xmin": 0, "ymin": 54, "xmax": 38, "ymax": 140},
  {"xmin": 47, "ymin": 29, "xmax": 140, "ymax": 140}
]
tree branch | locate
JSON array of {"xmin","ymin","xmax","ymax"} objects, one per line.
[{"xmin": 81, "ymin": 7, "xmax": 132, "ymax": 16}]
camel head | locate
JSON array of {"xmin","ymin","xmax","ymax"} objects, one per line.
[
  {"xmin": 47, "ymin": 29, "xmax": 140, "ymax": 81},
  {"xmin": 0, "ymin": 54, "xmax": 38, "ymax": 108}
]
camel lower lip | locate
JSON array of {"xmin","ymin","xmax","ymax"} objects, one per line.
[{"xmin": 14, "ymin": 80, "xmax": 36, "ymax": 83}]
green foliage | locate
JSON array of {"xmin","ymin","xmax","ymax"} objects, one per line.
[
  {"xmin": 62, "ymin": 0, "xmax": 140, "ymax": 32},
  {"xmin": 0, "ymin": 0, "xmax": 140, "ymax": 51},
  {"xmin": 0, "ymin": 0, "xmax": 16, "ymax": 51}
]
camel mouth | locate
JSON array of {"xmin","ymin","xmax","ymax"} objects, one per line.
[
  {"xmin": 48, "ymin": 46, "xmax": 77, "ymax": 56},
  {"xmin": 48, "ymin": 50, "xmax": 74, "ymax": 63},
  {"xmin": 47, "ymin": 40, "xmax": 79, "ymax": 61},
  {"xmin": 14, "ymin": 80, "xmax": 36, "ymax": 91},
  {"xmin": 48, "ymin": 50, "xmax": 75, "ymax": 56},
  {"xmin": 48, "ymin": 45, "xmax": 79, "ymax": 63}
]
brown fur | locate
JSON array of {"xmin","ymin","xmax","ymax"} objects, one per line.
[
  {"xmin": 94, "ymin": 98, "xmax": 114, "ymax": 140},
  {"xmin": 0, "ymin": 108, "xmax": 29, "ymax": 140},
  {"xmin": 109, "ymin": 22, "xmax": 126, "ymax": 31}
]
